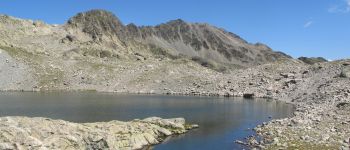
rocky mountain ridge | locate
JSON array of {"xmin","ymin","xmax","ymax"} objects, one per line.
[
  {"xmin": 65, "ymin": 10, "xmax": 291, "ymax": 69},
  {"xmin": 0, "ymin": 9, "xmax": 294, "ymax": 92}
]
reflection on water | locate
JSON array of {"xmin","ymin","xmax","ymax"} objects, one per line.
[{"xmin": 0, "ymin": 92, "xmax": 294, "ymax": 150}]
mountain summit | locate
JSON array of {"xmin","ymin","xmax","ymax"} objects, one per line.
[
  {"xmin": 65, "ymin": 10, "xmax": 290, "ymax": 70},
  {"xmin": 67, "ymin": 10, "xmax": 125, "ymax": 42}
]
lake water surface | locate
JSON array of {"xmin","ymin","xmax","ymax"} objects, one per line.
[{"xmin": 0, "ymin": 92, "xmax": 294, "ymax": 149}]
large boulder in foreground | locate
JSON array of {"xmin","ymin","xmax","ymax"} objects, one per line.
[
  {"xmin": 340, "ymin": 66, "xmax": 350, "ymax": 78},
  {"xmin": 0, "ymin": 116, "xmax": 197, "ymax": 150}
]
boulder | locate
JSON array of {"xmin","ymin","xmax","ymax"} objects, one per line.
[
  {"xmin": 61, "ymin": 34, "xmax": 77, "ymax": 43},
  {"xmin": 280, "ymin": 73, "xmax": 294, "ymax": 78},
  {"xmin": 340, "ymin": 67, "xmax": 350, "ymax": 78},
  {"xmin": 243, "ymin": 93, "xmax": 254, "ymax": 99}
]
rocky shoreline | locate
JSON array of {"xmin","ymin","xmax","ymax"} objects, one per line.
[
  {"xmin": 97, "ymin": 59, "xmax": 349, "ymax": 150},
  {"xmin": 138, "ymin": 59, "xmax": 350, "ymax": 150},
  {"xmin": 220, "ymin": 60, "xmax": 349, "ymax": 150},
  {"xmin": 0, "ymin": 116, "xmax": 198, "ymax": 150},
  {"xmin": 182, "ymin": 59, "xmax": 350, "ymax": 150}
]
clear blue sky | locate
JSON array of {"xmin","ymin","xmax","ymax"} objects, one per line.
[{"xmin": 1, "ymin": 0, "xmax": 349, "ymax": 60}]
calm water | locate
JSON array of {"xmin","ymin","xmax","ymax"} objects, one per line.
[{"xmin": 0, "ymin": 92, "xmax": 294, "ymax": 150}]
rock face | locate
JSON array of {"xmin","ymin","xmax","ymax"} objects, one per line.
[
  {"xmin": 65, "ymin": 10, "xmax": 291, "ymax": 69},
  {"xmin": 67, "ymin": 10, "xmax": 125, "ymax": 42},
  {"xmin": 134, "ymin": 20, "xmax": 291, "ymax": 68},
  {"xmin": 0, "ymin": 116, "xmax": 197, "ymax": 150}
]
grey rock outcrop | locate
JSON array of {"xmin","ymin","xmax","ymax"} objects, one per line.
[
  {"xmin": 135, "ymin": 20, "xmax": 291, "ymax": 68},
  {"xmin": 0, "ymin": 116, "xmax": 197, "ymax": 150},
  {"xmin": 67, "ymin": 10, "xmax": 125, "ymax": 42}
]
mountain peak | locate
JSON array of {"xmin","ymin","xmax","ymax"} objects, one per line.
[
  {"xmin": 67, "ymin": 9, "xmax": 124, "ymax": 41},
  {"xmin": 63, "ymin": 9, "xmax": 290, "ymax": 68},
  {"xmin": 67, "ymin": 9, "xmax": 123, "ymax": 24},
  {"xmin": 165, "ymin": 19, "xmax": 187, "ymax": 25}
]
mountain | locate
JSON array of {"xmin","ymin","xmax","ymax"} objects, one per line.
[
  {"xmin": 298, "ymin": 57, "xmax": 328, "ymax": 65},
  {"xmin": 0, "ymin": 9, "xmax": 292, "ymax": 92},
  {"xmin": 65, "ymin": 10, "xmax": 291, "ymax": 70}
]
